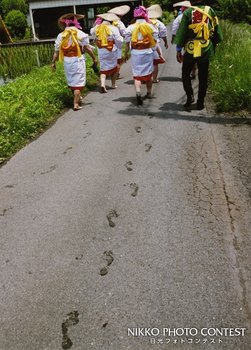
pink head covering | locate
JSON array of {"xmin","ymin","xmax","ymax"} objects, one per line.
[
  {"xmin": 133, "ymin": 6, "xmax": 150, "ymax": 22},
  {"xmin": 94, "ymin": 17, "xmax": 103, "ymax": 25},
  {"xmin": 63, "ymin": 18, "xmax": 82, "ymax": 29}
]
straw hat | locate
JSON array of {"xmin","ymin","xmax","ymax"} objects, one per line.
[
  {"xmin": 58, "ymin": 13, "xmax": 85, "ymax": 29},
  {"xmin": 147, "ymin": 4, "xmax": 163, "ymax": 18},
  {"xmin": 97, "ymin": 13, "xmax": 119, "ymax": 22},
  {"xmin": 108, "ymin": 5, "xmax": 130, "ymax": 16},
  {"xmin": 173, "ymin": 1, "xmax": 191, "ymax": 8}
]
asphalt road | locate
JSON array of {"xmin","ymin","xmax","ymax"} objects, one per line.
[{"xmin": 0, "ymin": 40, "xmax": 250, "ymax": 350}]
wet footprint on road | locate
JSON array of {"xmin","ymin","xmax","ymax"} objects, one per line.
[
  {"xmin": 61, "ymin": 311, "xmax": 79, "ymax": 349},
  {"xmin": 130, "ymin": 183, "xmax": 139, "ymax": 197},
  {"xmin": 40, "ymin": 164, "xmax": 57, "ymax": 175},
  {"xmin": 63, "ymin": 146, "xmax": 73, "ymax": 155},
  {"xmin": 102, "ymin": 321, "xmax": 109, "ymax": 328},
  {"xmin": 145, "ymin": 144, "xmax": 152, "ymax": 152},
  {"xmin": 99, "ymin": 250, "xmax": 114, "ymax": 276},
  {"xmin": 75, "ymin": 254, "xmax": 83, "ymax": 261},
  {"xmin": 147, "ymin": 112, "xmax": 155, "ymax": 119},
  {"xmin": 106, "ymin": 209, "xmax": 119, "ymax": 228},
  {"xmin": 0, "ymin": 206, "xmax": 13, "ymax": 216},
  {"xmin": 135, "ymin": 126, "xmax": 141, "ymax": 133},
  {"xmin": 4, "ymin": 184, "xmax": 16, "ymax": 188},
  {"xmin": 125, "ymin": 161, "xmax": 133, "ymax": 171},
  {"xmin": 83, "ymin": 132, "xmax": 91, "ymax": 139}
]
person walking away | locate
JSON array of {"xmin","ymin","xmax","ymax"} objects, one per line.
[
  {"xmin": 171, "ymin": 1, "xmax": 196, "ymax": 79},
  {"xmin": 174, "ymin": 0, "xmax": 223, "ymax": 110},
  {"xmin": 171, "ymin": 1, "xmax": 191, "ymax": 44},
  {"xmin": 124, "ymin": 6, "xmax": 164, "ymax": 106},
  {"xmin": 147, "ymin": 4, "xmax": 168, "ymax": 83},
  {"xmin": 92, "ymin": 13, "xmax": 123, "ymax": 93},
  {"xmin": 51, "ymin": 13, "xmax": 97, "ymax": 111},
  {"xmin": 108, "ymin": 5, "xmax": 130, "ymax": 78}
]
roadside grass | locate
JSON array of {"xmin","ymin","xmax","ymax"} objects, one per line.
[
  {"xmin": 0, "ymin": 59, "xmax": 98, "ymax": 163},
  {"xmin": 209, "ymin": 20, "xmax": 251, "ymax": 113},
  {"xmin": 0, "ymin": 43, "xmax": 55, "ymax": 80}
]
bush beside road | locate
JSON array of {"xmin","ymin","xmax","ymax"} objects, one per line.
[{"xmin": 0, "ymin": 59, "xmax": 98, "ymax": 163}]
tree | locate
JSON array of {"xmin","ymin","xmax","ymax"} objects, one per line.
[
  {"xmin": 217, "ymin": 0, "xmax": 251, "ymax": 24},
  {"xmin": 1, "ymin": 0, "xmax": 28, "ymax": 15},
  {"xmin": 5, "ymin": 9, "xmax": 27, "ymax": 38}
]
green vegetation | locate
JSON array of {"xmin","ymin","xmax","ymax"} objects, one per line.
[
  {"xmin": 209, "ymin": 20, "xmax": 251, "ymax": 113},
  {"xmin": 0, "ymin": 0, "xmax": 28, "ymax": 41},
  {"xmin": 0, "ymin": 0, "xmax": 28, "ymax": 15},
  {"xmin": 216, "ymin": 0, "xmax": 251, "ymax": 25},
  {"xmin": 0, "ymin": 43, "xmax": 55, "ymax": 79},
  {"xmin": 4, "ymin": 9, "xmax": 27, "ymax": 38},
  {"xmin": 0, "ymin": 59, "xmax": 98, "ymax": 163},
  {"xmin": 161, "ymin": 11, "xmax": 174, "ymax": 25}
]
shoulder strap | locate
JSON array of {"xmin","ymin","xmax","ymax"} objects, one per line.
[{"xmin": 190, "ymin": 5, "xmax": 213, "ymax": 22}]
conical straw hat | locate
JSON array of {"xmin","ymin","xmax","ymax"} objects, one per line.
[
  {"xmin": 108, "ymin": 5, "xmax": 130, "ymax": 16},
  {"xmin": 58, "ymin": 13, "xmax": 85, "ymax": 29},
  {"xmin": 97, "ymin": 13, "xmax": 119, "ymax": 22},
  {"xmin": 173, "ymin": 1, "xmax": 191, "ymax": 8},
  {"xmin": 147, "ymin": 4, "xmax": 163, "ymax": 18}
]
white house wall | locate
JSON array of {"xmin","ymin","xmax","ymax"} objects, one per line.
[{"xmin": 29, "ymin": 0, "xmax": 126, "ymax": 10}]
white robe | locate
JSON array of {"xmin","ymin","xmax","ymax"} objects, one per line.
[
  {"xmin": 93, "ymin": 22, "xmax": 123, "ymax": 73},
  {"xmin": 114, "ymin": 20, "xmax": 127, "ymax": 60},
  {"xmin": 54, "ymin": 27, "xmax": 89, "ymax": 88},
  {"xmin": 125, "ymin": 19, "xmax": 158, "ymax": 78},
  {"xmin": 151, "ymin": 19, "xmax": 167, "ymax": 61}
]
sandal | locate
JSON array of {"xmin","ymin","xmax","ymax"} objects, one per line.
[
  {"xmin": 152, "ymin": 79, "xmax": 160, "ymax": 83},
  {"xmin": 145, "ymin": 93, "xmax": 152, "ymax": 99},
  {"xmin": 73, "ymin": 105, "xmax": 83, "ymax": 111},
  {"xmin": 100, "ymin": 86, "xmax": 107, "ymax": 93}
]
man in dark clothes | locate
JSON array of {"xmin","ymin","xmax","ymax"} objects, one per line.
[{"xmin": 174, "ymin": 0, "xmax": 223, "ymax": 110}]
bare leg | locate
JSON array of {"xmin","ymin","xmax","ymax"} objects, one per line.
[
  {"xmin": 134, "ymin": 79, "xmax": 143, "ymax": 105},
  {"xmin": 73, "ymin": 89, "xmax": 81, "ymax": 109},
  {"xmin": 152, "ymin": 64, "xmax": 159, "ymax": 83},
  {"xmin": 117, "ymin": 63, "xmax": 121, "ymax": 78},
  {"xmin": 100, "ymin": 73, "xmax": 107, "ymax": 93},
  {"xmin": 146, "ymin": 79, "xmax": 152, "ymax": 98},
  {"xmin": 111, "ymin": 72, "xmax": 117, "ymax": 89},
  {"xmin": 134, "ymin": 79, "xmax": 141, "ymax": 94}
]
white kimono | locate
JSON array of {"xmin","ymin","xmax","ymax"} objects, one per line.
[
  {"xmin": 151, "ymin": 19, "xmax": 167, "ymax": 62},
  {"xmin": 113, "ymin": 20, "xmax": 127, "ymax": 61},
  {"xmin": 125, "ymin": 19, "xmax": 158, "ymax": 79},
  {"xmin": 93, "ymin": 21, "xmax": 123, "ymax": 74},
  {"xmin": 54, "ymin": 27, "xmax": 89, "ymax": 89}
]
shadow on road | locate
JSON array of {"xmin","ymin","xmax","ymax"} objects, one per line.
[
  {"xmin": 112, "ymin": 96, "xmax": 135, "ymax": 103},
  {"xmin": 117, "ymin": 104, "xmax": 251, "ymax": 125},
  {"xmin": 158, "ymin": 76, "xmax": 182, "ymax": 82},
  {"xmin": 123, "ymin": 80, "xmax": 134, "ymax": 85}
]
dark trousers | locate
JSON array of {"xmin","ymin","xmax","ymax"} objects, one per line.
[{"xmin": 182, "ymin": 58, "xmax": 209, "ymax": 103}]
